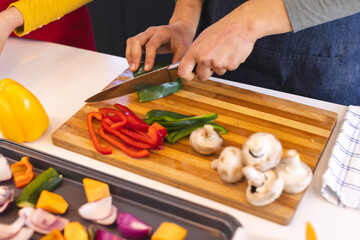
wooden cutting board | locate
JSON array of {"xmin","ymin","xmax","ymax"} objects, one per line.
[{"xmin": 52, "ymin": 70, "xmax": 337, "ymax": 225}]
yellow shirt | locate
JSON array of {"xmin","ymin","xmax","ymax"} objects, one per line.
[{"xmin": 9, "ymin": 0, "xmax": 92, "ymax": 36}]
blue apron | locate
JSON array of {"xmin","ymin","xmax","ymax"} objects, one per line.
[{"xmin": 199, "ymin": 0, "xmax": 360, "ymax": 105}]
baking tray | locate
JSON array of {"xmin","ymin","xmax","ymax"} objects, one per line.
[{"xmin": 0, "ymin": 139, "xmax": 242, "ymax": 239}]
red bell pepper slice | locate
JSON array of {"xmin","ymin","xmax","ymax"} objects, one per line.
[
  {"xmin": 87, "ymin": 112, "xmax": 112, "ymax": 155},
  {"xmin": 114, "ymin": 104, "xmax": 150, "ymax": 132},
  {"xmin": 147, "ymin": 122, "xmax": 168, "ymax": 147},
  {"xmin": 98, "ymin": 108, "xmax": 127, "ymax": 129},
  {"xmin": 119, "ymin": 128, "xmax": 154, "ymax": 144},
  {"xmin": 98, "ymin": 127, "xmax": 150, "ymax": 158},
  {"xmin": 10, "ymin": 156, "xmax": 35, "ymax": 188},
  {"xmin": 101, "ymin": 118, "xmax": 152, "ymax": 149}
]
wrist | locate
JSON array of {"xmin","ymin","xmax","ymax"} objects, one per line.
[
  {"xmin": 169, "ymin": 0, "xmax": 202, "ymax": 37},
  {"xmin": 0, "ymin": 7, "xmax": 24, "ymax": 35}
]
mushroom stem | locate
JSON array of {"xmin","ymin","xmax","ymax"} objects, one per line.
[
  {"xmin": 248, "ymin": 138, "xmax": 267, "ymax": 157},
  {"xmin": 242, "ymin": 166, "xmax": 265, "ymax": 187},
  {"xmin": 202, "ymin": 124, "xmax": 213, "ymax": 139},
  {"xmin": 286, "ymin": 149, "xmax": 301, "ymax": 171}
]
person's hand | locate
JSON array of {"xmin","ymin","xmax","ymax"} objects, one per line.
[
  {"xmin": 0, "ymin": 7, "xmax": 24, "ymax": 55},
  {"xmin": 126, "ymin": 21, "xmax": 195, "ymax": 72},
  {"xmin": 126, "ymin": 0, "xmax": 202, "ymax": 72},
  {"xmin": 178, "ymin": 0, "xmax": 293, "ymax": 81}
]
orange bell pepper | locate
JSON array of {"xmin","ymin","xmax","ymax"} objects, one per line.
[
  {"xmin": 10, "ymin": 156, "xmax": 34, "ymax": 188},
  {"xmin": 40, "ymin": 228, "xmax": 65, "ymax": 240},
  {"xmin": 0, "ymin": 78, "xmax": 49, "ymax": 143}
]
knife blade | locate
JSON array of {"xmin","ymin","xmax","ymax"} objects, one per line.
[{"xmin": 85, "ymin": 62, "xmax": 180, "ymax": 102}]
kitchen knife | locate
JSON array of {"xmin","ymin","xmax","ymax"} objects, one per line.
[{"xmin": 85, "ymin": 62, "xmax": 180, "ymax": 102}]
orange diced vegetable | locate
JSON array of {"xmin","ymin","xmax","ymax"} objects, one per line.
[
  {"xmin": 64, "ymin": 222, "xmax": 88, "ymax": 240},
  {"xmin": 36, "ymin": 190, "xmax": 68, "ymax": 214},
  {"xmin": 40, "ymin": 228, "xmax": 65, "ymax": 240},
  {"xmin": 10, "ymin": 156, "xmax": 34, "ymax": 188},
  {"xmin": 83, "ymin": 178, "xmax": 110, "ymax": 202},
  {"xmin": 151, "ymin": 222, "xmax": 187, "ymax": 240}
]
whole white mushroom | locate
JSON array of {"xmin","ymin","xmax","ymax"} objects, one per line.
[
  {"xmin": 242, "ymin": 132, "xmax": 282, "ymax": 171},
  {"xmin": 211, "ymin": 146, "xmax": 244, "ymax": 183},
  {"xmin": 190, "ymin": 124, "xmax": 223, "ymax": 155},
  {"xmin": 242, "ymin": 165, "xmax": 284, "ymax": 206},
  {"xmin": 276, "ymin": 149, "xmax": 313, "ymax": 194}
]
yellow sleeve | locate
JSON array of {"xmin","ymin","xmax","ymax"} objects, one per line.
[{"xmin": 8, "ymin": 0, "xmax": 93, "ymax": 37}]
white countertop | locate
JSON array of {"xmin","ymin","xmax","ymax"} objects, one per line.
[{"xmin": 1, "ymin": 37, "xmax": 359, "ymax": 240}]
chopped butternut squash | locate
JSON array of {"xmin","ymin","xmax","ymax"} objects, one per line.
[
  {"xmin": 36, "ymin": 190, "xmax": 68, "ymax": 214},
  {"xmin": 151, "ymin": 222, "xmax": 187, "ymax": 240},
  {"xmin": 83, "ymin": 178, "xmax": 110, "ymax": 202},
  {"xmin": 40, "ymin": 228, "xmax": 65, "ymax": 240},
  {"xmin": 64, "ymin": 222, "xmax": 88, "ymax": 240}
]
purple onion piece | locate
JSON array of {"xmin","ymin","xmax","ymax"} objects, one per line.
[
  {"xmin": 0, "ymin": 186, "xmax": 14, "ymax": 213},
  {"xmin": 116, "ymin": 212, "xmax": 152, "ymax": 239},
  {"xmin": 0, "ymin": 154, "xmax": 12, "ymax": 182},
  {"xmin": 95, "ymin": 228, "xmax": 125, "ymax": 240}
]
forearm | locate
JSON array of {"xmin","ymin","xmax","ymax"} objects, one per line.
[
  {"xmin": 234, "ymin": 0, "xmax": 293, "ymax": 40},
  {"xmin": 9, "ymin": 0, "xmax": 92, "ymax": 36},
  {"xmin": 284, "ymin": 0, "xmax": 360, "ymax": 32},
  {"xmin": 169, "ymin": 0, "xmax": 203, "ymax": 37}
]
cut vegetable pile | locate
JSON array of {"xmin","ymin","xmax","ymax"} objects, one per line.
[
  {"xmin": 0, "ymin": 155, "xmax": 188, "ymax": 240},
  {"xmin": 87, "ymin": 103, "xmax": 167, "ymax": 157}
]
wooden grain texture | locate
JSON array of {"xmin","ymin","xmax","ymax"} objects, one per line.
[{"xmin": 52, "ymin": 71, "xmax": 337, "ymax": 225}]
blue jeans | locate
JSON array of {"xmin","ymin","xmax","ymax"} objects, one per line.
[{"xmin": 200, "ymin": 0, "xmax": 360, "ymax": 105}]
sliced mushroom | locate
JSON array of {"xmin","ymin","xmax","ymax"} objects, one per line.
[
  {"xmin": 276, "ymin": 149, "xmax": 312, "ymax": 194},
  {"xmin": 211, "ymin": 146, "xmax": 244, "ymax": 183},
  {"xmin": 243, "ymin": 165, "xmax": 284, "ymax": 206},
  {"xmin": 242, "ymin": 132, "xmax": 282, "ymax": 171},
  {"xmin": 190, "ymin": 124, "xmax": 223, "ymax": 155}
]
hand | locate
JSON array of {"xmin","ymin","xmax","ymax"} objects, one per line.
[
  {"xmin": 178, "ymin": 0, "xmax": 292, "ymax": 81},
  {"xmin": 126, "ymin": 21, "xmax": 195, "ymax": 72},
  {"xmin": 126, "ymin": 0, "xmax": 202, "ymax": 72},
  {"xmin": 0, "ymin": 7, "xmax": 24, "ymax": 55}
]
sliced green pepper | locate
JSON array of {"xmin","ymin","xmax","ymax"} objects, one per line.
[
  {"xmin": 211, "ymin": 123, "xmax": 228, "ymax": 134},
  {"xmin": 144, "ymin": 109, "xmax": 193, "ymax": 124},
  {"xmin": 133, "ymin": 62, "xmax": 167, "ymax": 77},
  {"xmin": 137, "ymin": 78, "xmax": 183, "ymax": 103},
  {"xmin": 157, "ymin": 113, "xmax": 218, "ymax": 132},
  {"xmin": 166, "ymin": 123, "xmax": 228, "ymax": 144}
]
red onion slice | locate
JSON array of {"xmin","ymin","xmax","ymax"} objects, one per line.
[
  {"xmin": 3, "ymin": 227, "xmax": 34, "ymax": 240},
  {"xmin": 0, "ymin": 154, "xmax": 12, "ymax": 182},
  {"xmin": 116, "ymin": 212, "xmax": 152, "ymax": 239},
  {"xmin": 0, "ymin": 215, "xmax": 26, "ymax": 239},
  {"xmin": 78, "ymin": 196, "xmax": 112, "ymax": 221},
  {"xmin": 19, "ymin": 207, "xmax": 69, "ymax": 235},
  {"xmin": 95, "ymin": 205, "xmax": 118, "ymax": 225},
  {"xmin": 0, "ymin": 186, "xmax": 14, "ymax": 213},
  {"xmin": 95, "ymin": 228, "xmax": 125, "ymax": 240}
]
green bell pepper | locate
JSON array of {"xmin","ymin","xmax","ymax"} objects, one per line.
[
  {"xmin": 144, "ymin": 109, "xmax": 193, "ymax": 124},
  {"xmin": 137, "ymin": 78, "xmax": 183, "ymax": 103}
]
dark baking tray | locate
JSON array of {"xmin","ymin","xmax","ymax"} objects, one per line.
[{"xmin": 0, "ymin": 139, "xmax": 242, "ymax": 239}]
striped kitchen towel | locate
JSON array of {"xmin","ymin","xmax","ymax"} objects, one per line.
[{"xmin": 322, "ymin": 105, "xmax": 360, "ymax": 209}]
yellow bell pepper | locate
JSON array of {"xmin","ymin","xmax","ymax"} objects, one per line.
[{"xmin": 0, "ymin": 78, "xmax": 49, "ymax": 143}]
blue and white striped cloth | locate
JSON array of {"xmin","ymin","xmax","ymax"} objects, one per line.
[{"xmin": 322, "ymin": 105, "xmax": 360, "ymax": 209}]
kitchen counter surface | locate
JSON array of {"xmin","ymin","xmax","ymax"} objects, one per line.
[{"xmin": 1, "ymin": 38, "xmax": 359, "ymax": 240}]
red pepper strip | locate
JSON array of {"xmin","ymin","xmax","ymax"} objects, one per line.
[
  {"xmin": 10, "ymin": 156, "xmax": 35, "ymax": 188},
  {"xmin": 101, "ymin": 118, "xmax": 153, "ymax": 149},
  {"xmin": 87, "ymin": 112, "xmax": 112, "ymax": 155},
  {"xmin": 114, "ymin": 104, "xmax": 150, "ymax": 132},
  {"xmin": 98, "ymin": 127, "xmax": 150, "ymax": 158},
  {"xmin": 98, "ymin": 108, "xmax": 127, "ymax": 129},
  {"xmin": 148, "ymin": 122, "xmax": 168, "ymax": 147},
  {"xmin": 118, "ymin": 128, "xmax": 155, "ymax": 145}
]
